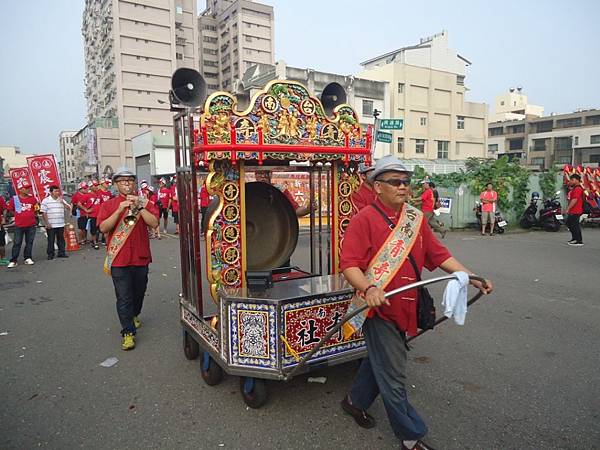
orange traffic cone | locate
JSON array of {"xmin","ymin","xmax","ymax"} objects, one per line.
[{"xmin": 65, "ymin": 224, "xmax": 80, "ymax": 252}]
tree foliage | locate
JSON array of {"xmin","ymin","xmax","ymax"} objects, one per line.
[
  {"xmin": 539, "ymin": 167, "xmax": 559, "ymax": 200},
  {"xmin": 412, "ymin": 157, "xmax": 531, "ymax": 216}
]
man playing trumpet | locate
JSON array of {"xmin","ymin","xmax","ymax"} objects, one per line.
[{"xmin": 98, "ymin": 168, "xmax": 159, "ymax": 351}]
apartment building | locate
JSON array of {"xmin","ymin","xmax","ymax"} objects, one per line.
[
  {"xmin": 82, "ymin": 0, "xmax": 198, "ymax": 175},
  {"xmin": 198, "ymin": 0, "xmax": 274, "ymax": 93},
  {"xmin": 59, "ymin": 131, "xmax": 78, "ymax": 183},
  {"xmin": 492, "ymin": 88, "xmax": 544, "ymax": 122},
  {"xmin": 357, "ymin": 31, "xmax": 488, "ymax": 161},
  {"xmin": 488, "ymin": 109, "xmax": 600, "ymax": 169}
]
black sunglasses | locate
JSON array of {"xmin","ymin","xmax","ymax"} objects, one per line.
[{"xmin": 376, "ymin": 178, "xmax": 411, "ymax": 187}]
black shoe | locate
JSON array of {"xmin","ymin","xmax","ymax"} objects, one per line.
[
  {"xmin": 57, "ymin": 254, "xmax": 69, "ymax": 258},
  {"xmin": 340, "ymin": 395, "xmax": 375, "ymax": 429},
  {"xmin": 47, "ymin": 255, "xmax": 54, "ymax": 260}
]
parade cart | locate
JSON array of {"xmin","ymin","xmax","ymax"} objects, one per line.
[{"xmin": 172, "ymin": 73, "xmax": 487, "ymax": 408}]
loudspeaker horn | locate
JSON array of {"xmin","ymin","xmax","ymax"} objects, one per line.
[
  {"xmin": 170, "ymin": 68, "xmax": 207, "ymax": 108},
  {"xmin": 320, "ymin": 82, "xmax": 347, "ymax": 116}
]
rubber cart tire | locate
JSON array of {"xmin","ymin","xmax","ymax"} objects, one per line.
[
  {"xmin": 201, "ymin": 352, "xmax": 224, "ymax": 386},
  {"xmin": 183, "ymin": 331, "xmax": 200, "ymax": 360},
  {"xmin": 239, "ymin": 377, "xmax": 268, "ymax": 409}
]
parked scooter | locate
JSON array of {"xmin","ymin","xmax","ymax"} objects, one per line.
[
  {"xmin": 474, "ymin": 201, "xmax": 507, "ymax": 234},
  {"xmin": 580, "ymin": 193, "xmax": 600, "ymax": 226},
  {"xmin": 520, "ymin": 191, "xmax": 563, "ymax": 232}
]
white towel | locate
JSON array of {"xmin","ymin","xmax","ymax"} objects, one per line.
[{"xmin": 442, "ymin": 271, "xmax": 470, "ymax": 325}]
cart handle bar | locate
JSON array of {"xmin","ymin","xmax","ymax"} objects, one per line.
[{"xmin": 282, "ymin": 274, "xmax": 488, "ymax": 381}]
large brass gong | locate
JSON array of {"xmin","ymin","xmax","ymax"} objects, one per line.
[{"xmin": 245, "ymin": 182, "xmax": 299, "ymax": 271}]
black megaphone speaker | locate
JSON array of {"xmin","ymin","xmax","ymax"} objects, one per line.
[
  {"xmin": 320, "ymin": 82, "xmax": 347, "ymax": 116},
  {"xmin": 170, "ymin": 68, "xmax": 207, "ymax": 108}
]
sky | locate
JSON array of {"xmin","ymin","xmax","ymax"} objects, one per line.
[{"xmin": 1, "ymin": 0, "xmax": 599, "ymax": 156}]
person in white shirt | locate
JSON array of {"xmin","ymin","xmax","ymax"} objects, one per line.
[{"xmin": 40, "ymin": 185, "xmax": 71, "ymax": 260}]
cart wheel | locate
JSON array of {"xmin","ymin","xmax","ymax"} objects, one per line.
[
  {"xmin": 239, "ymin": 377, "xmax": 268, "ymax": 409},
  {"xmin": 183, "ymin": 331, "xmax": 200, "ymax": 360},
  {"xmin": 201, "ymin": 352, "xmax": 223, "ymax": 386}
]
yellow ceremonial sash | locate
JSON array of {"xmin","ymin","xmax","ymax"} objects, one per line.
[
  {"xmin": 342, "ymin": 203, "xmax": 423, "ymax": 339},
  {"xmin": 103, "ymin": 210, "xmax": 140, "ymax": 275}
]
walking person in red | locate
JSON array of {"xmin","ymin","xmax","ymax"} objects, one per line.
[
  {"xmin": 417, "ymin": 179, "xmax": 446, "ymax": 238},
  {"xmin": 170, "ymin": 176, "xmax": 180, "ymax": 234},
  {"xmin": 6, "ymin": 180, "xmax": 40, "ymax": 268},
  {"xmin": 157, "ymin": 177, "xmax": 172, "ymax": 236},
  {"xmin": 98, "ymin": 168, "xmax": 159, "ymax": 351},
  {"xmin": 83, "ymin": 180, "xmax": 102, "ymax": 249},
  {"xmin": 73, "ymin": 182, "xmax": 92, "ymax": 244},
  {"xmin": 565, "ymin": 173, "xmax": 584, "ymax": 246},
  {"xmin": 338, "ymin": 155, "xmax": 492, "ymax": 450},
  {"xmin": 479, "ymin": 182, "xmax": 498, "ymax": 236},
  {"xmin": 0, "ymin": 193, "xmax": 8, "ymax": 265},
  {"xmin": 351, "ymin": 163, "xmax": 376, "ymax": 212}
]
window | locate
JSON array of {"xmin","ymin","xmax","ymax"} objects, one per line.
[
  {"xmin": 456, "ymin": 75, "xmax": 465, "ymax": 86},
  {"xmin": 245, "ymin": 35, "xmax": 252, "ymax": 42},
  {"xmin": 205, "ymin": 72, "xmax": 218, "ymax": 79},
  {"xmin": 557, "ymin": 156, "xmax": 571, "ymax": 164},
  {"xmin": 507, "ymin": 124, "xmax": 525, "ymax": 134},
  {"xmin": 203, "ymin": 60, "xmax": 218, "ymax": 67},
  {"xmin": 415, "ymin": 139, "xmax": 426, "ymax": 154},
  {"xmin": 590, "ymin": 154, "xmax": 600, "ymax": 163},
  {"xmin": 489, "ymin": 127, "xmax": 503, "ymax": 136},
  {"xmin": 574, "ymin": 136, "xmax": 579, "ymax": 146},
  {"xmin": 420, "ymin": 117, "xmax": 427, "ymax": 126},
  {"xmin": 362, "ymin": 99, "xmax": 373, "ymax": 117},
  {"xmin": 488, "ymin": 144, "xmax": 498, "ymax": 153},
  {"xmin": 556, "ymin": 117, "xmax": 582, "ymax": 128},
  {"xmin": 176, "ymin": 52, "xmax": 183, "ymax": 60},
  {"xmin": 591, "ymin": 135, "xmax": 600, "ymax": 144},
  {"xmin": 587, "ymin": 115, "xmax": 600, "ymax": 125},
  {"xmin": 555, "ymin": 136, "xmax": 572, "ymax": 151},
  {"xmin": 500, "ymin": 101, "xmax": 505, "ymax": 106},
  {"xmin": 531, "ymin": 157, "xmax": 545, "ymax": 166},
  {"xmin": 203, "ymin": 36, "xmax": 217, "ymax": 44},
  {"xmin": 437, "ymin": 141, "xmax": 449, "ymax": 159},
  {"xmin": 457, "ymin": 116, "xmax": 465, "ymax": 129},
  {"xmin": 176, "ymin": 5, "xmax": 183, "ymax": 14},
  {"xmin": 397, "ymin": 137, "xmax": 404, "ymax": 153},
  {"xmin": 204, "ymin": 48, "xmax": 217, "ymax": 55},
  {"xmin": 397, "ymin": 83, "xmax": 404, "ymax": 94},
  {"xmin": 509, "ymin": 138, "xmax": 523, "ymax": 150},
  {"xmin": 532, "ymin": 139, "xmax": 546, "ymax": 151},
  {"xmin": 534, "ymin": 121, "xmax": 553, "ymax": 133},
  {"xmin": 203, "ymin": 24, "xmax": 217, "ymax": 31}
]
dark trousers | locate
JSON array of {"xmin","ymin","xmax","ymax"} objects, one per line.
[
  {"xmin": 111, "ymin": 266, "xmax": 149, "ymax": 335},
  {"xmin": 10, "ymin": 226, "xmax": 36, "ymax": 262},
  {"xmin": 47, "ymin": 227, "xmax": 66, "ymax": 257},
  {"xmin": 349, "ymin": 316, "xmax": 428, "ymax": 442},
  {"xmin": 566, "ymin": 214, "xmax": 583, "ymax": 243}
]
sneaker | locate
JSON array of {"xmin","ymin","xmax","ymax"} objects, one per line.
[
  {"xmin": 133, "ymin": 316, "xmax": 142, "ymax": 329},
  {"xmin": 24, "ymin": 258, "xmax": 35, "ymax": 265},
  {"xmin": 340, "ymin": 395, "xmax": 375, "ymax": 429},
  {"xmin": 402, "ymin": 440, "xmax": 437, "ymax": 450},
  {"xmin": 47, "ymin": 255, "xmax": 55, "ymax": 260},
  {"xmin": 57, "ymin": 254, "xmax": 69, "ymax": 258},
  {"xmin": 568, "ymin": 242, "xmax": 584, "ymax": 247},
  {"xmin": 121, "ymin": 333, "xmax": 136, "ymax": 351},
  {"xmin": 7, "ymin": 261, "xmax": 17, "ymax": 268},
  {"xmin": 567, "ymin": 239, "xmax": 577, "ymax": 244},
  {"xmin": 93, "ymin": 243, "xmax": 99, "ymax": 250}
]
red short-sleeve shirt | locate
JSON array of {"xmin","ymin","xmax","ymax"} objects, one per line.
[
  {"xmin": 0, "ymin": 196, "xmax": 6, "ymax": 217},
  {"xmin": 420, "ymin": 188, "xmax": 435, "ymax": 213},
  {"xmin": 351, "ymin": 183, "xmax": 377, "ymax": 212},
  {"xmin": 568, "ymin": 185, "xmax": 584, "ymax": 214},
  {"xmin": 340, "ymin": 199, "xmax": 452, "ymax": 336},
  {"xmin": 7, "ymin": 195, "xmax": 39, "ymax": 228},
  {"xmin": 97, "ymin": 195, "xmax": 160, "ymax": 267}
]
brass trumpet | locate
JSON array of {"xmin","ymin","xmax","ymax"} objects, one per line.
[{"xmin": 123, "ymin": 195, "xmax": 144, "ymax": 226}]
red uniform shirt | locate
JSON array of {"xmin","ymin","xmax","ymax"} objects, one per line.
[
  {"xmin": 7, "ymin": 195, "xmax": 39, "ymax": 228},
  {"xmin": 75, "ymin": 191, "xmax": 93, "ymax": 217},
  {"xmin": 170, "ymin": 185, "xmax": 179, "ymax": 213},
  {"xmin": 420, "ymin": 188, "xmax": 434, "ymax": 213},
  {"xmin": 340, "ymin": 199, "xmax": 452, "ymax": 336},
  {"xmin": 97, "ymin": 195, "xmax": 160, "ymax": 267},
  {"xmin": 84, "ymin": 191, "xmax": 101, "ymax": 218},
  {"xmin": 0, "ymin": 195, "xmax": 6, "ymax": 217},
  {"xmin": 158, "ymin": 187, "xmax": 171, "ymax": 209},
  {"xmin": 351, "ymin": 183, "xmax": 377, "ymax": 212},
  {"xmin": 97, "ymin": 189, "xmax": 113, "ymax": 204},
  {"xmin": 283, "ymin": 189, "xmax": 300, "ymax": 211},
  {"xmin": 568, "ymin": 185, "xmax": 584, "ymax": 214},
  {"xmin": 200, "ymin": 186, "xmax": 210, "ymax": 207}
]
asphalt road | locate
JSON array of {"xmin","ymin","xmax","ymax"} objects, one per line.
[{"xmin": 1, "ymin": 224, "xmax": 599, "ymax": 450}]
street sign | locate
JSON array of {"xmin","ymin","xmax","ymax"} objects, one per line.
[
  {"xmin": 376, "ymin": 131, "xmax": 393, "ymax": 143},
  {"xmin": 379, "ymin": 119, "xmax": 404, "ymax": 130}
]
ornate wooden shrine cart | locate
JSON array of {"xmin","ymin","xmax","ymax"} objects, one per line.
[{"xmin": 173, "ymin": 76, "xmax": 375, "ymax": 408}]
